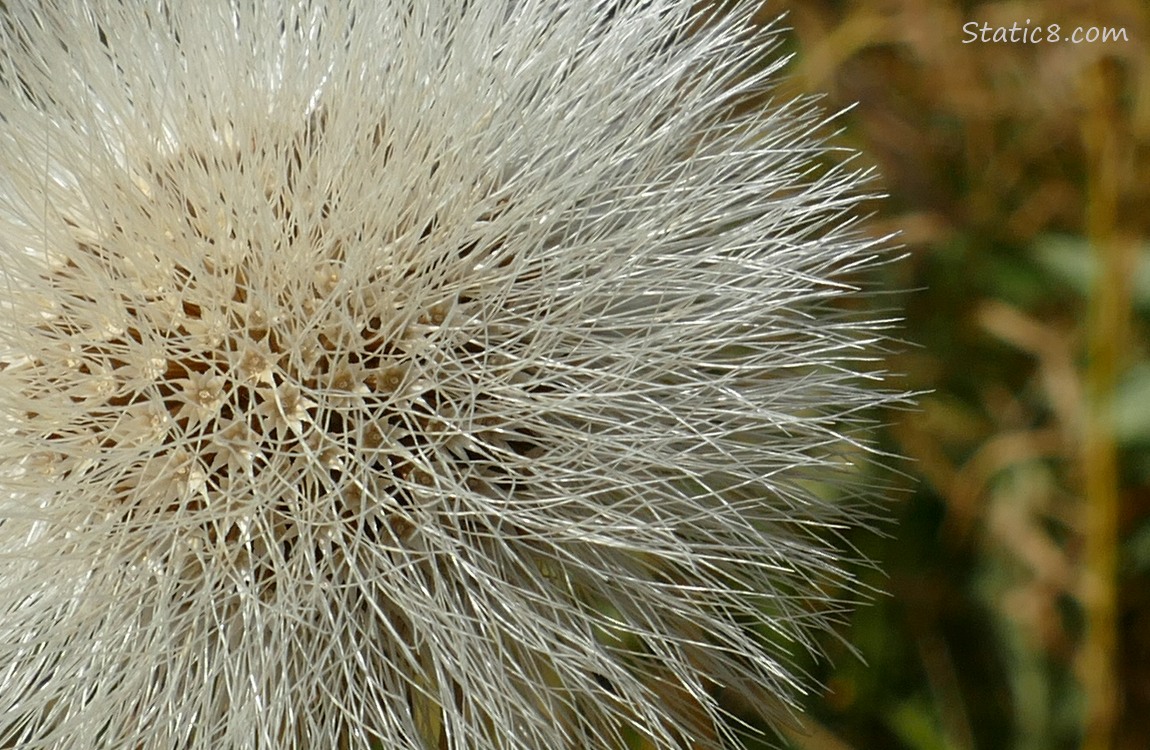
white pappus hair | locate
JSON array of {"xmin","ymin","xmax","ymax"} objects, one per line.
[{"xmin": 0, "ymin": 2, "xmax": 901, "ymax": 749}]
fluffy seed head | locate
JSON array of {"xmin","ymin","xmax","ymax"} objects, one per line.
[{"xmin": 0, "ymin": 2, "xmax": 899, "ymax": 749}]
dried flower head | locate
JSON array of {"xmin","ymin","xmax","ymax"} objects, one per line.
[{"xmin": 0, "ymin": 2, "xmax": 899, "ymax": 749}]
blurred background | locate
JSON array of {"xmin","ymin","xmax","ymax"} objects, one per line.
[{"xmin": 734, "ymin": 1, "xmax": 1150, "ymax": 748}]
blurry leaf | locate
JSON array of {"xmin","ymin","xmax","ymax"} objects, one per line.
[
  {"xmin": 1033, "ymin": 235, "xmax": 1094, "ymax": 297},
  {"xmin": 1123, "ymin": 519, "xmax": 1150, "ymax": 573},
  {"xmin": 984, "ymin": 254, "xmax": 1049, "ymax": 309},
  {"xmin": 1032, "ymin": 234, "xmax": 1150, "ymax": 310},
  {"xmin": 1112, "ymin": 363, "xmax": 1150, "ymax": 446},
  {"xmin": 886, "ymin": 699, "xmax": 950, "ymax": 750}
]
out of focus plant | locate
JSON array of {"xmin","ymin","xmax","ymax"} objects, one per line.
[{"xmin": 762, "ymin": 1, "xmax": 1150, "ymax": 748}]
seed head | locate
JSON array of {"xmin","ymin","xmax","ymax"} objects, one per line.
[{"xmin": 0, "ymin": 2, "xmax": 900, "ymax": 749}]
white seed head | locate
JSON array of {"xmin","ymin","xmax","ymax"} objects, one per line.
[{"xmin": 0, "ymin": 2, "xmax": 901, "ymax": 749}]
